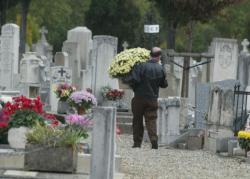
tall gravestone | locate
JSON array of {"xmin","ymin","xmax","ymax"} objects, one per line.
[
  {"xmin": 0, "ymin": 24, "xmax": 19, "ymax": 90},
  {"xmin": 33, "ymin": 26, "xmax": 53, "ymax": 63},
  {"xmin": 62, "ymin": 42, "xmax": 81, "ymax": 88},
  {"xmin": 65, "ymin": 27, "xmax": 92, "ymax": 90},
  {"xmin": 92, "ymin": 36, "xmax": 118, "ymax": 102},
  {"xmin": 90, "ymin": 107, "xmax": 116, "ymax": 179},
  {"xmin": 210, "ymin": 38, "xmax": 238, "ymax": 82},
  {"xmin": 50, "ymin": 66, "xmax": 72, "ymax": 112},
  {"xmin": 238, "ymin": 39, "xmax": 250, "ymax": 90}
]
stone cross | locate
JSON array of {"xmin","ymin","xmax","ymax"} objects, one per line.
[
  {"xmin": 58, "ymin": 67, "xmax": 66, "ymax": 77},
  {"xmin": 241, "ymin": 39, "xmax": 249, "ymax": 53},
  {"xmin": 39, "ymin": 26, "xmax": 48, "ymax": 42},
  {"xmin": 122, "ymin": 41, "xmax": 128, "ymax": 50}
]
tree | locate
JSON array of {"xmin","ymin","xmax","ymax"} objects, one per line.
[
  {"xmin": 151, "ymin": 0, "xmax": 244, "ymax": 97},
  {"xmin": 19, "ymin": 0, "xmax": 31, "ymax": 59},
  {"xmin": 152, "ymin": 0, "xmax": 244, "ymax": 49},
  {"xmin": 0, "ymin": 0, "xmax": 19, "ymax": 26},
  {"xmin": 85, "ymin": 0, "xmax": 143, "ymax": 51}
]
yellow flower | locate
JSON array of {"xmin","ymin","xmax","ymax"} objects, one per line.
[
  {"xmin": 108, "ymin": 47, "xmax": 150, "ymax": 78},
  {"xmin": 238, "ymin": 131, "xmax": 250, "ymax": 139}
]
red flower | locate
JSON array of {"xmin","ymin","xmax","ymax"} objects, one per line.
[{"xmin": 0, "ymin": 122, "xmax": 8, "ymax": 128}]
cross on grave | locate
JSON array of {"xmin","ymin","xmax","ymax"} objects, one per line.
[
  {"xmin": 39, "ymin": 26, "xmax": 48, "ymax": 42},
  {"xmin": 241, "ymin": 39, "xmax": 249, "ymax": 53},
  {"xmin": 122, "ymin": 41, "xmax": 129, "ymax": 50},
  {"xmin": 58, "ymin": 68, "xmax": 66, "ymax": 77}
]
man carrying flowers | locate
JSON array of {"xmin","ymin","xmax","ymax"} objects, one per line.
[{"xmin": 128, "ymin": 47, "xmax": 168, "ymax": 149}]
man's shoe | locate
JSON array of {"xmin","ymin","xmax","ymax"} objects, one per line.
[
  {"xmin": 151, "ymin": 141, "xmax": 158, "ymax": 149},
  {"xmin": 132, "ymin": 143, "xmax": 141, "ymax": 148}
]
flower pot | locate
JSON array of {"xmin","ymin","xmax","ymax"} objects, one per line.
[
  {"xmin": 8, "ymin": 127, "xmax": 29, "ymax": 149},
  {"xmin": 77, "ymin": 107, "xmax": 86, "ymax": 115},
  {"xmin": 24, "ymin": 144, "xmax": 77, "ymax": 173},
  {"xmin": 57, "ymin": 100, "xmax": 70, "ymax": 114},
  {"xmin": 118, "ymin": 79, "xmax": 130, "ymax": 89}
]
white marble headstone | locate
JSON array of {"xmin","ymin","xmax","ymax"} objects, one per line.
[
  {"xmin": 92, "ymin": 35, "xmax": 118, "ymax": 102},
  {"xmin": 210, "ymin": 38, "xmax": 238, "ymax": 82},
  {"xmin": 0, "ymin": 24, "xmax": 19, "ymax": 90}
]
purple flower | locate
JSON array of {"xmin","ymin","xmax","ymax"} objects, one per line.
[
  {"xmin": 65, "ymin": 114, "xmax": 91, "ymax": 126},
  {"xmin": 69, "ymin": 90, "xmax": 97, "ymax": 106}
]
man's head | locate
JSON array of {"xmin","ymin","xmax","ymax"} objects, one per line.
[{"xmin": 150, "ymin": 47, "xmax": 162, "ymax": 61}]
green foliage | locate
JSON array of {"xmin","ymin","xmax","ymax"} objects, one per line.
[
  {"xmin": 26, "ymin": 124, "xmax": 84, "ymax": 148},
  {"xmin": 85, "ymin": 0, "xmax": 144, "ymax": 50},
  {"xmin": 9, "ymin": 109, "xmax": 45, "ymax": 128},
  {"xmin": 238, "ymin": 138, "xmax": 250, "ymax": 151},
  {"xmin": 0, "ymin": 127, "xmax": 8, "ymax": 144}
]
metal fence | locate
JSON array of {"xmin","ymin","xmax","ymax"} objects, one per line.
[{"xmin": 233, "ymin": 85, "xmax": 250, "ymax": 135}]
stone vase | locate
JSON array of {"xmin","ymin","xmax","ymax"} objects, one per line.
[
  {"xmin": 103, "ymin": 100, "xmax": 118, "ymax": 107},
  {"xmin": 57, "ymin": 100, "xmax": 70, "ymax": 114},
  {"xmin": 8, "ymin": 127, "xmax": 29, "ymax": 149}
]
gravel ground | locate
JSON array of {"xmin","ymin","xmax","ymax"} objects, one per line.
[{"xmin": 116, "ymin": 134, "xmax": 250, "ymax": 179}]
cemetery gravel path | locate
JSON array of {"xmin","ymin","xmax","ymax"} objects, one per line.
[{"xmin": 116, "ymin": 134, "xmax": 250, "ymax": 179}]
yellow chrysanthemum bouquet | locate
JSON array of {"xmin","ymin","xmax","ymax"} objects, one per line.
[
  {"xmin": 108, "ymin": 48, "xmax": 150, "ymax": 78},
  {"xmin": 238, "ymin": 130, "xmax": 250, "ymax": 156}
]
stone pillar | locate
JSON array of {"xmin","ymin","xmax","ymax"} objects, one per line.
[
  {"xmin": 90, "ymin": 107, "xmax": 116, "ymax": 179},
  {"xmin": 0, "ymin": 24, "xmax": 19, "ymax": 90},
  {"xmin": 157, "ymin": 97, "xmax": 181, "ymax": 145},
  {"xmin": 210, "ymin": 38, "xmax": 238, "ymax": 82},
  {"xmin": 92, "ymin": 35, "xmax": 118, "ymax": 103}
]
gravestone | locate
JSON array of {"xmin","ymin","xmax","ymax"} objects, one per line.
[
  {"xmin": 157, "ymin": 97, "xmax": 181, "ymax": 145},
  {"xmin": 237, "ymin": 39, "xmax": 250, "ymax": 89},
  {"xmin": 195, "ymin": 79, "xmax": 241, "ymax": 129},
  {"xmin": 210, "ymin": 38, "xmax": 238, "ymax": 82},
  {"xmin": 64, "ymin": 26, "xmax": 93, "ymax": 90},
  {"xmin": 205, "ymin": 84, "xmax": 236, "ymax": 153},
  {"xmin": 90, "ymin": 107, "xmax": 116, "ymax": 179},
  {"xmin": 54, "ymin": 52, "xmax": 69, "ymax": 67},
  {"xmin": 0, "ymin": 24, "xmax": 19, "ymax": 90},
  {"xmin": 50, "ymin": 66, "xmax": 72, "ymax": 112},
  {"xmin": 62, "ymin": 41, "xmax": 81, "ymax": 88},
  {"xmin": 195, "ymin": 83, "xmax": 210, "ymax": 129},
  {"xmin": 92, "ymin": 36, "xmax": 118, "ymax": 103},
  {"xmin": 33, "ymin": 26, "xmax": 53, "ymax": 63},
  {"xmin": 67, "ymin": 27, "xmax": 92, "ymax": 69},
  {"xmin": 19, "ymin": 52, "xmax": 42, "ymax": 98}
]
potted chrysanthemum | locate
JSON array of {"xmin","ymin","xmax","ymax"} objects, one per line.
[
  {"xmin": 238, "ymin": 130, "xmax": 250, "ymax": 157},
  {"xmin": 108, "ymin": 47, "xmax": 150, "ymax": 88},
  {"xmin": 68, "ymin": 90, "xmax": 97, "ymax": 115},
  {"xmin": 54, "ymin": 83, "xmax": 76, "ymax": 114}
]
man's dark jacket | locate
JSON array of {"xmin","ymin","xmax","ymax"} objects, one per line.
[{"xmin": 123, "ymin": 60, "xmax": 168, "ymax": 99}]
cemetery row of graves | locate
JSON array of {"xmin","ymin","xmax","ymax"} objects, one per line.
[{"xmin": 0, "ymin": 22, "xmax": 250, "ymax": 178}]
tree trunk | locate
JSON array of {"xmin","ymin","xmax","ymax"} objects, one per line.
[
  {"xmin": 181, "ymin": 21, "xmax": 194, "ymax": 97},
  {"xmin": 0, "ymin": 0, "xmax": 7, "ymax": 26},
  {"xmin": 167, "ymin": 20, "xmax": 177, "ymax": 49},
  {"xmin": 19, "ymin": 0, "xmax": 31, "ymax": 62}
]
